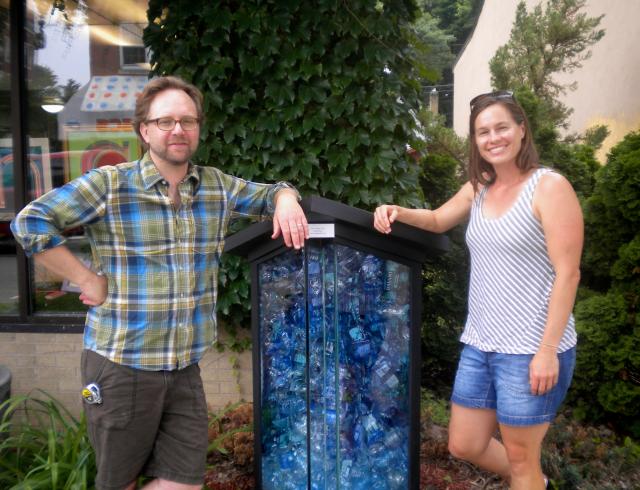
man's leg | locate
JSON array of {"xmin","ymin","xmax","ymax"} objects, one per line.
[
  {"xmin": 140, "ymin": 364, "xmax": 208, "ymax": 488},
  {"xmin": 124, "ymin": 479, "xmax": 201, "ymax": 490},
  {"xmin": 140, "ymin": 479, "xmax": 202, "ymax": 490},
  {"xmin": 81, "ymin": 350, "xmax": 165, "ymax": 490},
  {"xmin": 448, "ymin": 403, "xmax": 511, "ymax": 480}
]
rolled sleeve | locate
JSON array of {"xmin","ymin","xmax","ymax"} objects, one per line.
[
  {"xmin": 219, "ymin": 170, "xmax": 300, "ymax": 219},
  {"xmin": 11, "ymin": 169, "xmax": 108, "ymax": 256},
  {"xmin": 267, "ymin": 181, "xmax": 301, "ymax": 215}
]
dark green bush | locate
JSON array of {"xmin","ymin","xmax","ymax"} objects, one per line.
[
  {"xmin": 582, "ymin": 131, "xmax": 640, "ymax": 285},
  {"xmin": 569, "ymin": 130, "xmax": 640, "ymax": 437}
]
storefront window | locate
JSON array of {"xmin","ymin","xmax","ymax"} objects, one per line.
[
  {"xmin": 0, "ymin": 0, "xmax": 19, "ymax": 314},
  {"xmin": 24, "ymin": 0, "xmax": 150, "ymax": 312}
]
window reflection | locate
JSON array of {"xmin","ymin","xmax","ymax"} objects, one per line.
[
  {"xmin": 25, "ymin": 0, "xmax": 150, "ymax": 313},
  {"xmin": 0, "ymin": 0, "xmax": 18, "ymax": 314}
]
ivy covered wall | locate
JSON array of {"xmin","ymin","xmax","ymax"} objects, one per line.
[{"xmin": 144, "ymin": 0, "xmax": 428, "ymax": 332}]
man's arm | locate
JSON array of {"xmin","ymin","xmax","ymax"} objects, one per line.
[
  {"xmin": 218, "ymin": 170, "xmax": 307, "ymax": 248},
  {"xmin": 11, "ymin": 169, "xmax": 109, "ymax": 304}
]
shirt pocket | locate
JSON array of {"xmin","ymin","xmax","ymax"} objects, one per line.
[
  {"xmin": 114, "ymin": 221, "xmax": 173, "ymax": 256},
  {"xmin": 193, "ymin": 221, "xmax": 222, "ymax": 256}
]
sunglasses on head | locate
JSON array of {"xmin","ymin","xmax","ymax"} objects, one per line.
[{"xmin": 470, "ymin": 90, "xmax": 514, "ymax": 111}]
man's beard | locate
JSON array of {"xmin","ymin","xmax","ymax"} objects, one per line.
[{"xmin": 150, "ymin": 139, "xmax": 196, "ymax": 166}]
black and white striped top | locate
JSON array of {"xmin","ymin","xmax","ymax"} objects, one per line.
[{"xmin": 461, "ymin": 167, "xmax": 577, "ymax": 354}]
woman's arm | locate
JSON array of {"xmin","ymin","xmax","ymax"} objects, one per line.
[
  {"xmin": 373, "ymin": 181, "xmax": 475, "ymax": 234},
  {"xmin": 529, "ymin": 172, "xmax": 584, "ymax": 395}
]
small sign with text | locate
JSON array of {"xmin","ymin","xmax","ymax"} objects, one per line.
[{"xmin": 308, "ymin": 223, "xmax": 335, "ymax": 238}]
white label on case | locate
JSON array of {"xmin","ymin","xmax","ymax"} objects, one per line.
[{"xmin": 308, "ymin": 223, "xmax": 335, "ymax": 238}]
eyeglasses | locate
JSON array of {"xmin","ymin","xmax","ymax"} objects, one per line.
[
  {"xmin": 145, "ymin": 116, "xmax": 199, "ymax": 131},
  {"xmin": 470, "ymin": 90, "xmax": 514, "ymax": 111}
]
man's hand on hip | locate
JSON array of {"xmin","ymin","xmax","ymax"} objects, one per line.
[{"xmin": 78, "ymin": 272, "xmax": 108, "ymax": 306}]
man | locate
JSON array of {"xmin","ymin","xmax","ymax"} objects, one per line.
[{"xmin": 11, "ymin": 76, "xmax": 308, "ymax": 490}]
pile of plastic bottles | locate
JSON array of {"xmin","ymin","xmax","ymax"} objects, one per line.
[{"xmin": 259, "ymin": 243, "xmax": 412, "ymax": 489}]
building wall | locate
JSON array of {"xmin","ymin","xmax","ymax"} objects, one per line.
[
  {"xmin": 452, "ymin": 0, "xmax": 522, "ymax": 137},
  {"xmin": 0, "ymin": 331, "xmax": 253, "ymax": 416},
  {"xmin": 453, "ymin": 0, "xmax": 640, "ymax": 161}
]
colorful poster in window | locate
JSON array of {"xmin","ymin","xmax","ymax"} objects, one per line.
[
  {"xmin": 64, "ymin": 128, "xmax": 141, "ymax": 180},
  {"xmin": 0, "ymin": 138, "xmax": 53, "ymax": 218},
  {"xmin": 81, "ymin": 76, "xmax": 148, "ymax": 112}
]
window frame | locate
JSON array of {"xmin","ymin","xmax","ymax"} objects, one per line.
[{"xmin": 1, "ymin": 0, "xmax": 87, "ymax": 333}]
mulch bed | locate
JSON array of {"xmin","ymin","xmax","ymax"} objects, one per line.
[{"xmin": 203, "ymin": 403, "xmax": 508, "ymax": 490}]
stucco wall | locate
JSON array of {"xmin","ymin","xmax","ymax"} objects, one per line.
[
  {"xmin": 452, "ymin": 0, "xmax": 524, "ymax": 136},
  {"xmin": 555, "ymin": 1, "xmax": 640, "ymax": 160},
  {"xmin": 453, "ymin": 0, "xmax": 640, "ymax": 161},
  {"xmin": 0, "ymin": 331, "xmax": 253, "ymax": 416}
]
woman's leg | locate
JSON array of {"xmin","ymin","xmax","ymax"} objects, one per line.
[
  {"xmin": 448, "ymin": 403, "xmax": 511, "ymax": 480},
  {"xmin": 500, "ymin": 423, "xmax": 549, "ymax": 490}
]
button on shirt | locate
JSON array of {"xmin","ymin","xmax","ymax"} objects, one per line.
[{"xmin": 11, "ymin": 153, "xmax": 297, "ymax": 370}]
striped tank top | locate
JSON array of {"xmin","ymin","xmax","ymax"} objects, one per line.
[{"xmin": 461, "ymin": 167, "xmax": 577, "ymax": 354}]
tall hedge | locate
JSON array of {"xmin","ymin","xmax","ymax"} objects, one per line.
[
  {"xmin": 570, "ymin": 131, "xmax": 640, "ymax": 437},
  {"xmin": 144, "ymin": 1, "xmax": 427, "ymax": 332}
]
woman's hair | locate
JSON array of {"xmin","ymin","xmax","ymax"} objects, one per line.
[
  {"xmin": 468, "ymin": 92, "xmax": 539, "ymax": 192},
  {"xmin": 133, "ymin": 76, "xmax": 204, "ymax": 149}
]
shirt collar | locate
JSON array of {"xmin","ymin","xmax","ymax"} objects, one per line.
[{"xmin": 139, "ymin": 152, "xmax": 201, "ymax": 191}]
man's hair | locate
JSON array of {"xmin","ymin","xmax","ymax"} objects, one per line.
[
  {"xmin": 133, "ymin": 76, "xmax": 204, "ymax": 149},
  {"xmin": 468, "ymin": 96, "xmax": 539, "ymax": 192}
]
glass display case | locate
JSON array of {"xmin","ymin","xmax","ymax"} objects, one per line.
[{"xmin": 225, "ymin": 196, "xmax": 449, "ymax": 490}]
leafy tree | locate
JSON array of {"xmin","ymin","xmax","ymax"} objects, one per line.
[
  {"xmin": 414, "ymin": 110, "xmax": 468, "ymax": 172},
  {"xmin": 60, "ymin": 78, "xmax": 81, "ymax": 103},
  {"xmin": 409, "ymin": 10, "xmax": 454, "ymax": 81},
  {"xmin": 570, "ymin": 131, "xmax": 640, "ymax": 437},
  {"xmin": 581, "ymin": 124, "xmax": 610, "ymax": 149},
  {"xmin": 427, "ymin": 0, "xmax": 481, "ymax": 47},
  {"xmin": 415, "ymin": 0, "xmax": 483, "ymax": 125},
  {"xmin": 490, "ymin": 0, "xmax": 604, "ymax": 129},
  {"xmin": 144, "ymin": 0, "xmax": 429, "ymax": 331},
  {"xmin": 30, "ymin": 65, "xmax": 59, "ymax": 97},
  {"xmin": 418, "ymin": 0, "xmax": 483, "ymax": 53}
]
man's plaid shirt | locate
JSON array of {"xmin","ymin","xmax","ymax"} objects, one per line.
[{"xmin": 11, "ymin": 154, "xmax": 295, "ymax": 370}]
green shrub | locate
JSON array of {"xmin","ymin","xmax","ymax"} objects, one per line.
[
  {"xmin": 571, "ymin": 292, "xmax": 640, "ymax": 432},
  {"xmin": 420, "ymin": 388, "xmax": 450, "ymax": 427},
  {"xmin": 416, "ymin": 121, "xmax": 469, "ymax": 395},
  {"xmin": 569, "ymin": 130, "xmax": 640, "ymax": 437},
  {"xmin": 0, "ymin": 390, "xmax": 96, "ymax": 489},
  {"xmin": 542, "ymin": 412, "xmax": 640, "ymax": 489}
]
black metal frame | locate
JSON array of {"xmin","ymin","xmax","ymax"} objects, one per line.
[
  {"xmin": 228, "ymin": 196, "xmax": 449, "ymax": 490},
  {"xmin": 249, "ymin": 236, "xmax": 423, "ymax": 490},
  {"xmin": 0, "ymin": 0, "xmax": 85, "ymax": 332}
]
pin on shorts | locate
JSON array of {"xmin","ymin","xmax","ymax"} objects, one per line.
[{"xmin": 82, "ymin": 382, "xmax": 102, "ymax": 404}]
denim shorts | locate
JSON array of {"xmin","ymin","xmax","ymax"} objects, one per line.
[
  {"xmin": 451, "ymin": 344, "xmax": 576, "ymax": 426},
  {"xmin": 81, "ymin": 350, "xmax": 208, "ymax": 490}
]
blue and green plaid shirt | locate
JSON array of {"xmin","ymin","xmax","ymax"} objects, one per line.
[{"xmin": 12, "ymin": 153, "xmax": 296, "ymax": 370}]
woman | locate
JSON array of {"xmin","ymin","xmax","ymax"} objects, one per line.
[{"xmin": 373, "ymin": 91, "xmax": 583, "ymax": 489}]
